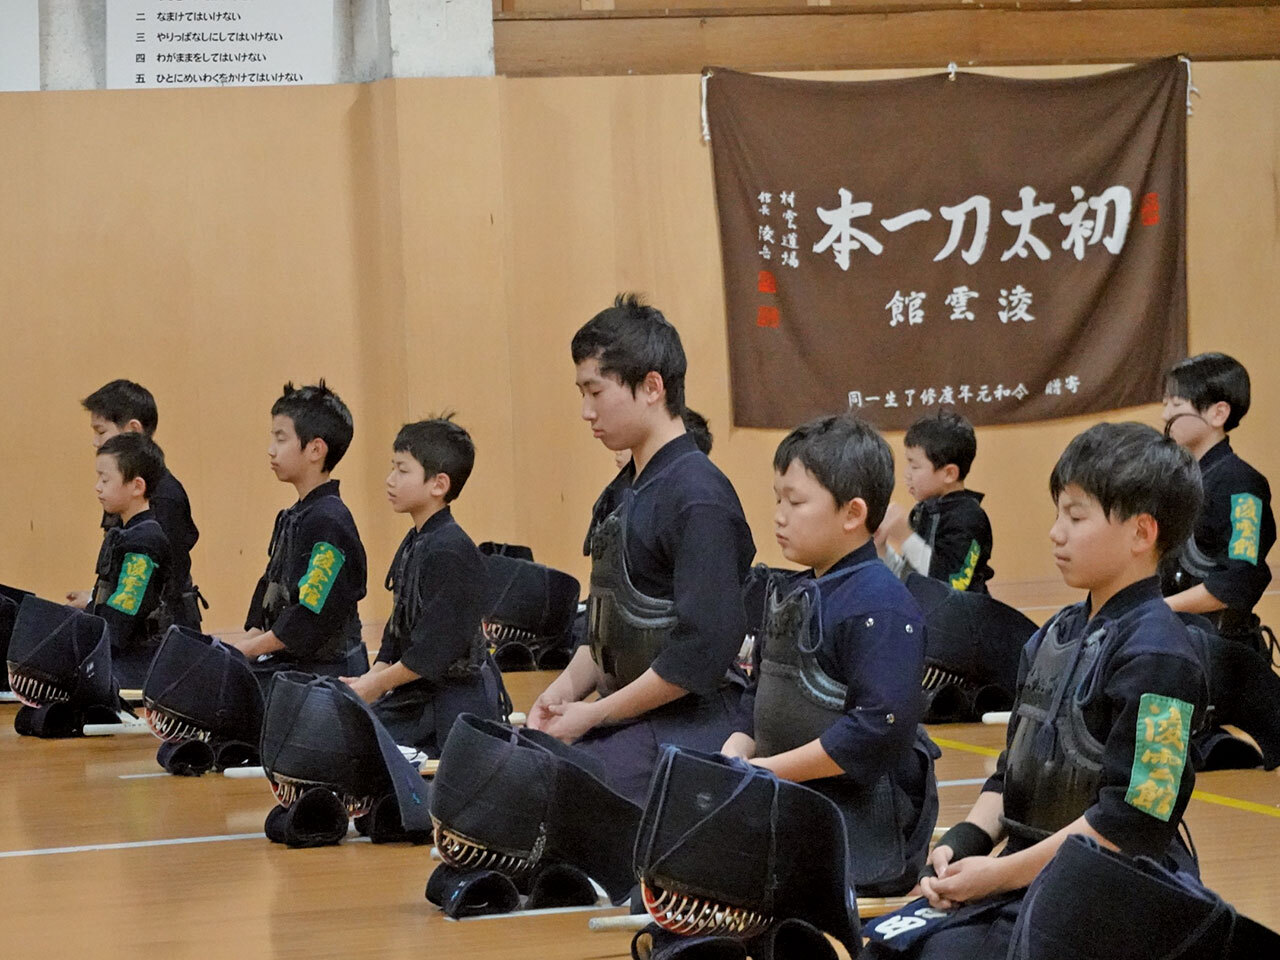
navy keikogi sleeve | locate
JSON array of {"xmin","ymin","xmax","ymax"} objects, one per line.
[
  {"xmin": 1083, "ymin": 650, "xmax": 1205, "ymax": 858},
  {"xmin": 271, "ymin": 505, "xmax": 367, "ymax": 657},
  {"xmin": 928, "ymin": 501, "xmax": 993, "ymax": 591},
  {"xmin": 650, "ymin": 502, "xmax": 754, "ymax": 698},
  {"xmin": 1201, "ymin": 467, "xmax": 1274, "ymax": 611},
  {"xmin": 818, "ymin": 605, "xmax": 925, "ymax": 787}
]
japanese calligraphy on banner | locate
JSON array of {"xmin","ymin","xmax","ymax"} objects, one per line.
[
  {"xmin": 106, "ymin": 0, "xmax": 334, "ymax": 89},
  {"xmin": 706, "ymin": 59, "xmax": 1188, "ymax": 430}
]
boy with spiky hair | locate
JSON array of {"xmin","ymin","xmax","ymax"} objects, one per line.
[
  {"xmin": 878, "ymin": 410, "xmax": 994, "ymax": 593},
  {"xmin": 867, "ymin": 423, "xmax": 1208, "ymax": 959},
  {"xmin": 723, "ymin": 414, "xmax": 939, "ymax": 896},
  {"xmin": 529, "ymin": 294, "xmax": 756, "ymax": 804},
  {"xmin": 91, "ymin": 432, "xmax": 172, "ymax": 685},
  {"xmin": 1161, "ymin": 352, "xmax": 1275, "ymax": 650},
  {"xmin": 342, "ymin": 416, "xmax": 500, "ymax": 755},
  {"xmin": 232, "ymin": 381, "xmax": 369, "ymax": 681},
  {"xmin": 73, "ymin": 379, "xmax": 202, "ymax": 626}
]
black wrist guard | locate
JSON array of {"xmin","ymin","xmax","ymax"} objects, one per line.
[{"xmin": 919, "ymin": 821, "xmax": 995, "ymax": 879}]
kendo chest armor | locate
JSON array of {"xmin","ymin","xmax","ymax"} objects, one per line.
[
  {"xmin": 385, "ymin": 532, "xmax": 482, "ymax": 681},
  {"xmin": 586, "ymin": 506, "xmax": 678, "ymax": 693},
  {"xmin": 753, "ymin": 565, "xmax": 927, "ymax": 891},
  {"xmin": 256, "ymin": 505, "xmax": 356, "ymax": 662},
  {"xmin": 93, "ymin": 522, "xmax": 166, "ymax": 637},
  {"xmin": 1002, "ymin": 609, "xmax": 1110, "ymax": 845}
]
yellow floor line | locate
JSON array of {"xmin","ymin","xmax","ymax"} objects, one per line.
[
  {"xmin": 931, "ymin": 736, "xmax": 1002, "ymax": 758},
  {"xmin": 934, "ymin": 736, "xmax": 1280, "ymax": 819},
  {"xmin": 1189, "ymin": 789, "xmax": 1280, "ymax": 819}
]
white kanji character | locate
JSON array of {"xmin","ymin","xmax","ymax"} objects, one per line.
[
  {"xmin": 781, "ymin": 232, "xmax": 798, "ymax": 249},
  {"xmin": 993, "ymin": 384, "xmax": 1008, "ymax": 400},
  {"xmin": 958, "ymin": 384, "xmax": 972, "ymax": 402},
  {"xmin": 977, "ymin": 384, "xmax": 992, "ymax": 402},
  {"xmin": 847, "ymin": 391, "xmax": 864, "ymax": 409},
  {"xmin": 863, "ymin": 395, "xmax": 881, "ymax": 404},
  {"xmin": 759, "ymin": 245, "xmax": 772, "ymax": 260},
  {"xmin": 939, "ymin": 385, "xmax": 955, "ymax": 404},
  {"xmin": 1000, "ymin": 186, "xmax": 1055, "ymax": 261},
  {"xmin": 880, "ymin": 209, "xmax": 933, "ymax": 232},
  {"xmin": 1058, "ymin": 185, "xmax": 1131, "ymax": 258},
  {"xmin": 758, "ymin": 225, "xmax": 775, "ymax": 244},
  {"xmin": 779, "ymin": 191, "xmax": 795, "ymax": 207},
  {"xmin": 780, "ymin": 250, "xmax": 799, "ymax": 268},
  {"xmin": 944, "ymin": 285, "xmax": 980, "ymax": 321},
  {"xmin": 1045, "ymin": 378, "xmax": 1062, "ymax": 396},
  {"xmin": 886, "ymin": 291, "xmax": 907, "ymax": 327},
  {"xmin": 998, "ymin": 285, "xmax": 1035, "ymax": 323},
  {"xmin": 1065, "ymin": 375, "xmax": 1080, "ymax": 394},
  {"xmin": 885, "ymin": 391, "xmax": 899, "ymax": 408},
  {"xmin": 1012, "ymin": 383, "xmax": 1029, "ymax": 400},
  {"xmin": 904, "ymin": 388, "xmax": 917, "ymax": 406},
  {"xmin": 813, "ymin": 188, "xmax": 883, "ymax": 270},
  {"xmin": 934, "ymin": 195, "xmax": 991, "ymax": 265},
  {"xmin": 783, "ymin": 209, "xmax": 798, "ymax": 229},
  {"xmin": 920, "ymin": 387, "xmax": 938, "ymax": 405}
]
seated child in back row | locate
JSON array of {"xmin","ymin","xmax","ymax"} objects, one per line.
[
  {"xmin": 342, "ymin": 416, "xmax": 500, "ymax": 755},
  {"xmin": 91, "ymin": 433, "xmax": 172, "ymax": 686},
  {"xmin": 877, "ymin": 410, "xmax": 994, "ymax": 592},
  {"xmin": 865, "ymin": 422, "xmax": 1208, "ymax": 959},
  {"xmin": 1161, "ymin": 352, "xmax": 1275, "ymax": 650},
  {"xmin": 723, "ymin": 414, "xmax": 938, "ymax": 897},
  {"xmin": 72, "ymin": 379, "xmax": 202, "ymax": 628},
  {"xmin": 230, "ymin": 381, "xmax": 369, "ymax": 682}
]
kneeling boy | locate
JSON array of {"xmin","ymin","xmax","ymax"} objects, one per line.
[
  {"xmin": 723, "ymin": 414, "xmax": 938, "ymax": 896},
  {"xmin": 232, "ymin": 382, "xmax": 368, "ymax": 681},
  {"xmin": 342, "ymin": 417, "xmax": 499, "ymax": 755},
  {"xmin": 867, "ymin": 423, "xmax": 1208, "ymax": 959}
]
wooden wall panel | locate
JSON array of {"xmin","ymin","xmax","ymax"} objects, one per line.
[{"xmin": 495, "ymin": 9, "xmax": 1280, "ymax": 76}]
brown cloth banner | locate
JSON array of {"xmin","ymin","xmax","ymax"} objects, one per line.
[{"xmin": 707, "ymin": 58, "xmax": 1188, "ymax": 431}]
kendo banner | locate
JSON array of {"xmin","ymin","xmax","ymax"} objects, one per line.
[{"xmin": 706, "ymin": 58, "xmax": 1188, "ymax": 430}]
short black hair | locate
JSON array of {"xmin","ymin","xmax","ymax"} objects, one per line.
[
  {"xmin": 773, "ymin": 414, "xmax": 895, "ymax": 531},
  {"xmin": 271, "ymin": 380, "xmax": 353, "ymax": 473},
  {"xmin": 82, "ymin": 380, "xmax": 158, "ymax": 436},
  {"xmin": 683, "ymin": 408, "xmax": 713, "ymax": 455},
  {"xmin": 1165, "ymin": 353, "xmax": 1251, "ymax": 432},
  {"xmin": 904, "ymin": 410, "xmax": 977, "ymax": 480},
  {"xmin": 394, "ymin": 415, "xmax": 475, "ymax": 504},
  {"xmin": 1049, "ymin": 422, "xmax": 1201, "ymax": 555},
  {"xmin": 570, "ymin": 293, "xmax": 687, "ymax": 417},
  {"xmin": 98, "ymin": 432, "xmax": 166, "ymax": 500}
]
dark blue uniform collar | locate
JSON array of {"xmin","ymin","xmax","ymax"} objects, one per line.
[
  {"xmin": 818, "ymin": 539, "xmax": 878, "ymax": 578},
  {"xmin": 298, "ymin": 478, "xmax": 341, "ymax": 507},
  {"xmin": 942, "ymin": 488, "xmax": 985, "ymax": 505},
  {"xmin": 122, "ymin": 509, "xmax": 154, "ymax": 530},
  {"xmin": 416, "ymin": 504, "xmax": 454, "ymax": 535},
  {"xmin": 1087, "ymin": 575, "xmax": 1162, "ymax": 622},
  {"xmin": 633, "ymin": 432, "xmax": 699, "ymax": 487},
  {"xmin": 1199, "ymin": 437, "xmax": 1233, "ymax": 470}
]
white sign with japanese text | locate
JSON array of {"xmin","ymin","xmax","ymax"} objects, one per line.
[
  {"xmin": 106, "ymin": 0, "xmax": 335, "ymax": 90},
  {"xmin": 0, "ymin": 0, "xmax": 40, "ymax": 92}
]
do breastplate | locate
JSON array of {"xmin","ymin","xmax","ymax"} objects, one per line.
[
  {"xmin": 753, "ymin": 566, "xmax": 866, "ymax": 757},
  {"xmin": 586, "ymin": 505, "xmax": 678, "ymax": 692},
  {"xmin": 1002, "ymin": 610, "xmax": 1110, "ymax": 844}
]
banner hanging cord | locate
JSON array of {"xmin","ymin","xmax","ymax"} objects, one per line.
[
  {"xmin": 701, "ymin": 70, "xmax": 712, "ymax": 143},
  {"xmin": 1178, "ymin": 56, "xmax": 1199, "ymax": 116}
]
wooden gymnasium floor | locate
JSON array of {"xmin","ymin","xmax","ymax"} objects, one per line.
[{"xmin": 3, "ymin": 670, "xmax": 1278, "ymax": 959}]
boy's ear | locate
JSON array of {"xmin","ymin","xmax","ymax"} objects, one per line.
[
  {"xmin": 124, "ymin": 418, "xmax": 145, "ymax": 435},
  {"xmin": 641, "ymin": 370, "xmax": 666, "ymax": 406},
  {"xmin": 1203, "ymin": 400, "xmax": 1231, "ymax": 430},
  {"xmin": 840, "ymin": 497, "xmax": 869, "ymax": 533},
  {"xmin": 305, "ymin": 436, "xmax": 329, "ymax": 466},
  {"xmin": 428, "ymin": 472, "xmax": 451, "ymax": 500},
  {"xmin": 941, "ymin": 463, "xmax": 961, "ymax": 484},
  {"xmin": 1132, "ymin": 513, "xmax": 1160, "ymax": 554},
  {"xmin": 130, "ymin": 475, "xmax": 148, "ymax": 500}
]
